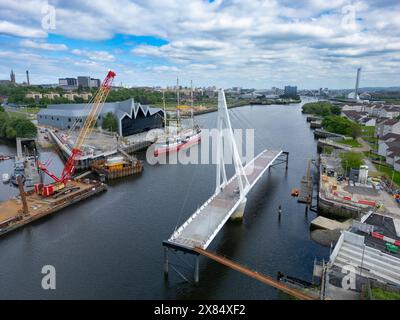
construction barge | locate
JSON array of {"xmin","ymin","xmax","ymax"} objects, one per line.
[
  {"xmin": 0, "ymin": 179, "xmax": 106, "ymax": 237},
  {"xmin": 90, "ymin": 157, "xmax": 143, "ymax": 180}
]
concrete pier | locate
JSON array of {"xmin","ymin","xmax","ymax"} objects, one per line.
[
  {"xmin": 311, "ymin": 216, "xmax": 351, "ymax": 231},
  {"xmin": 230, "ymin": 197, "xmax": 247, "ymax": 220},
  {"xmin": 298, "ymin": 159, "xmax": 313, "ymax": 204}
]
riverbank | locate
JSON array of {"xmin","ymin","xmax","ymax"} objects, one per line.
[{"xmin": 182, "ymin": 99, "xmax": 302, "ymax": 116}]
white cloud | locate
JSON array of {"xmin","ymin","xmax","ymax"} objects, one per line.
[
  {"xmin": 1, "ymin": 0, "xmax": 400, "ymax": 88},
  {"xmin": 71, "ymin": 49, "xmax": 115, "ymax": 62},
  {"xmin": 0, "ymin": 21, "xmax": 46, "ymax": 38},
  {"xmin": 150, "ymin": 65, "xmax": 180, "ymax": 73},
  {"xmin": 20, "ymin": 39, "xmax": 68, "ymax": 51}
]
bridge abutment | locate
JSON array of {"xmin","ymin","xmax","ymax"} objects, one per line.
[{"xmin": 230, "ymin": 197, "xmax": 247, "ymax": 220}]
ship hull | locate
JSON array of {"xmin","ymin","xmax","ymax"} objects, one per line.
[{"xmin": 154, "ymin": 132, "xmax": 201, "ymax": 157}]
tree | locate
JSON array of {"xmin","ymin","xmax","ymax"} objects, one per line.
[
  {"xmin": 322, "ymin": 115, "xmax": 361, "ymax": 138},
  {"xmin": 0, "ymin": 112, "xmax": 37, "ymax": 139},
  {"xmin": 102, "ymin": 112, "xmax": 118, "ymax": 132},
  {"xmin": 330, "ymin": 105, "xmax": 341, "ymax": 115},
  {"xmin": 340, "ymin": 152, "xmax": 364, "ymax": 174},
  {"xmin": 302, "ymin": 101, "xmax": 339, "ymax": 117},
  {"xmin": 0, "ymin": 106, "xmax": 4, "ymax": 112}
]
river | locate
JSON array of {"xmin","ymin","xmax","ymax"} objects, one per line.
[{"xmin": 0, "ymin": 99, "xmax": 329, "ymax": 299}]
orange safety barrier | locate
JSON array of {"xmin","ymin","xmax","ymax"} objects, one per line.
[{"xmin": 357, "ymin": 199, "xmax": 376, "ymax": 206}]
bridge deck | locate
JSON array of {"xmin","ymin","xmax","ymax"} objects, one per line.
[{"xmin": 167, "ymin": 149, "xmax": 283, "ymax": 250}]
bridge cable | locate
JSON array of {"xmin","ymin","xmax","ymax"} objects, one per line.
[{"xmin": 228, "ymin": 108, "xmax": 273, "ymax": 152}]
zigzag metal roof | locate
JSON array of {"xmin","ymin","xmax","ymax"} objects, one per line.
[{"xmin": 38, "ymin": 98, "xmax": 164, "ymax": 120}]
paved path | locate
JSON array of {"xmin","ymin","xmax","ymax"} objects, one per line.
[{"xmin": 353, "ymin": 137, "xmax": 372, "ymax": 153}]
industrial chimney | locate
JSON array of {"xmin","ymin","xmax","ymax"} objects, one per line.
[
  {"xmin": 354, "ymin": 67, "xmax": 361, "ymax": 101},
  {"xmin": 26, "ymin": 70, "xmax": 30, "ymax": 86}
]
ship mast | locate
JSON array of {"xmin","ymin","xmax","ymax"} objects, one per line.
[
  {"xmin": 190, "ymin": 80, "xmax": 194, "ymax": 129},
  {"xmin": 162, "ymin": 89, "xmax": 168, "ymax": 135},
  {"xmin": 176, "ymin": 77, "xmax": 180, "ymax": 130}
]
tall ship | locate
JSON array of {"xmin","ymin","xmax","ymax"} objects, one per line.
[{"xmin": 154, "ymin": 79, "xmax": 201, "ymax": 157}]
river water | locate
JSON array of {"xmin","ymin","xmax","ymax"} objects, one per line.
[{"xmin": 0, "ymin": 100, "xmax": 329, "ymax": 299}]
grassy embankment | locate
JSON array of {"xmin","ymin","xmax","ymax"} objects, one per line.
[{"xmin": 370, "ymin": 288, "xmax": 400, "ymax": 300}]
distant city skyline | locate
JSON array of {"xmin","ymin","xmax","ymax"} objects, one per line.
[{"xmin": 0, "ymin": 1, "xmax": 399, "ymax": 89}]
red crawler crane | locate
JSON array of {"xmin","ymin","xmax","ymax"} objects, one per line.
[{"xmin": 35, "ymin": 70, "xmax": 116, "ymax": 196}]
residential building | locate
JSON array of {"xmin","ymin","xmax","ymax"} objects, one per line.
[
  {"xmin": 25, "ymin": 92, "xmax": 42, "ymax": 102},
  {"xmin": 63, "ymin": 92, "xmax": 92, "ymax": 101},
  {"xmin": 386, "ymin": 145, "xmax": 400, "ymax": 166},
  {"xmin": 380, "ymin": 105, "xmax": 400, "ymax": 119},
  {"xmin": 359, "ymin": 117, "xmax": 376, "ymax": 127},
  {"xmin": 342, "ymin": 110, "xmax": 367, "ymax": 122},
  {"xmin": 37, "ymin": 98, "xmax": 164, "ymax": 137},
  {"xmin": 62, "ymin": 93, "xmax": 79, "ymax": 101},
  {"xmin": 375, "ymin": 119, "xmax": 400, "ymax": 138},
  {"xmin": 369, "ymin": 105, "xmax": 383, "ymax": 117},
  {"xmin": 43, "ymin": 92, "xmax": 61, "ymax": 100},
  {"xmin": 79, "ymin": 93, "xmax": 92, "ymax": 100},
  {"xmin": 342, "ymin": 104, "xmax": 365, "ymax": 112},
  {"xmin": 342, "ymin": 110, "xmax": 375, "ymax": 127},
  {"xmin": 377, "ymin": 133, "xmax": 400, "ymax": 157}
]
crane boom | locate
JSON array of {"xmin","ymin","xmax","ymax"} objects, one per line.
[{"xmin": 38, "ymin": 70, "xmax": 116, "ymax": 186}]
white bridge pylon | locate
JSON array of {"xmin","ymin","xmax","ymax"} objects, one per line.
[
  {"xmin": 215, "ymin": 89, "xmax": 250, "ymax": 202},
  {"xmin": 165, "ymin": 88, "xmax": 286, "ymax": 251}
]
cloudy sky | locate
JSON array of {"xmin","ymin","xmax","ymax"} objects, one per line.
[{"xmin": 0, "ymin": 0, "xmax": 399, "ymax": 89}]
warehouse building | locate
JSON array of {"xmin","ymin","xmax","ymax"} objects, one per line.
[{"xmin": 38, "ymin": 98, "xmax": 164, "ymax": 137}]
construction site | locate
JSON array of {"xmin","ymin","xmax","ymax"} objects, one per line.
[
  {"xmin": 0, "ymin": 71, "xmax": 120, "ymax": 238},
  {"xmin": 318, "ymin": 154, "xmax": 400, "ymax": 219}
]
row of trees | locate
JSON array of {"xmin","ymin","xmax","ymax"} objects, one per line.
[
  {"xmin": 0, "ymin": 84, "xmax": 189, "ymax": 107},
  {"xmin": 0, "ymin": 109, "xmax": 37, "ymax": 139},
  {"xmin": 302, "ymin": 101, "xmax": 341, "ymax": 116}
]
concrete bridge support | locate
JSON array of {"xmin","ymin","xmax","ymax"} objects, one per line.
[{"xmin": 230, "ymin": 197, "xmax": 247, "ymax": 221}]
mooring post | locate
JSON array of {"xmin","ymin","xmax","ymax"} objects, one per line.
[
  {"xmin": 164, "ymin": 247, "xmax": 169, "ymax": 278},
  {"xmin": 194, "ymin": 255, "xmax": 200, "ymax": 284}
]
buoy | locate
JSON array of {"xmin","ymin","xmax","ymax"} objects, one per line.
[{"xmin": 291, "ymin": 188, "xmax": 300, "ymax": 197}]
